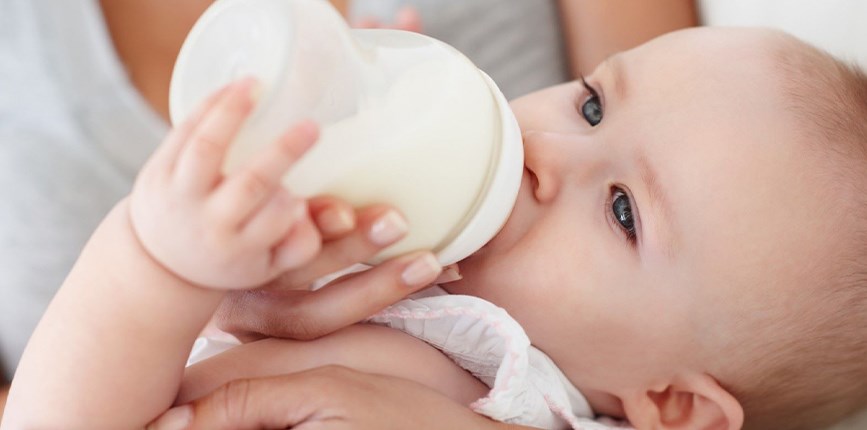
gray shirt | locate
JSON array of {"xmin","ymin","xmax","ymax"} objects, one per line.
[
  {"xmin": 0, "ymin": 0, "xmax": 569, "ymax": 382},
  {"xmin": 350, "ymin": 0, "xmax": 570, "ymax": 99},
  {"xmin": 0, "ymin": 0, "xmax": 166, "ymax": 381}
]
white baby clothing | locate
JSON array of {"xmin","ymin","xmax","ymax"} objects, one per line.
[
  {"xmin": 366, "ymin": 289, "xmax": 624, "ymax": 430},
  {"xmin": 189, "ymin": 287, "xmax": 630, "ymax": 430}
]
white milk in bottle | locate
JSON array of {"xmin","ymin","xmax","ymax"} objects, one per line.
[{"xmin": 170, "ymin": 0, "xmax": 523, "ymax": 265}]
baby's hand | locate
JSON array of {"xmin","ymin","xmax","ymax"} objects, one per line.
[{"xmin": 130, "ymin": 78, "xmax": 321, "ymax": 289}]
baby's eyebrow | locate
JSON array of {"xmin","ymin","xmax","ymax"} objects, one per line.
[{"xmin": 638, "ymin": 152, "xmax": 678, "ymax": 258}]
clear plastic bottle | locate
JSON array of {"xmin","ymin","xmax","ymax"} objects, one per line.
[{"xmin": 170, "ymin": 0, "xmax": 523, "ymax": 265}]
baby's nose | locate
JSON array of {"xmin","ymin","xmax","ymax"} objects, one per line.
[
  {"xmin": 522, "ymin": 130, "xmax": 606, "ymax": 203},
  {"xmin": 522, "ymin": 130, "xmax": 567, "ymax": 203}
]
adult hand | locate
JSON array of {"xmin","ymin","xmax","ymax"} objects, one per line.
[
  {"xmin": 212, "ymin": 197, "xmax": 461, "ymax": 341},
  {"xmin": 353, "ymin": 6, "xmax": 423, "ymax": 33},
  {"xmin": 213, "ymin": 183, "xmax": 461, "ymax": 342},
  {"xmin": 147, "ymin": 366, "xmax": 519, "ymax": 430}
]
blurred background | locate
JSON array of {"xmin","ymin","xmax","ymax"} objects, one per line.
[{"xmin": 1, "ymin": 0, "xmax": 865, "ymax": 428}]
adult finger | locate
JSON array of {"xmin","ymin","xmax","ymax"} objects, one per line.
[
  {"xmin": 149, "ymin": 367, "xmax": 512, "ymax": 430},
  {"xmin": 214, "ymin": 289, "xmax": 310, "ymax": 343},
  {"xmin": 275, "ymin": 205, "xmax": 408, "ymax": 288},
  {"xmin": 218, "ymin": 251, "xmax": 441, "ymax": 341},
  {"xmin": 173, "ymin": 77, "xmax": 257, "ymax": 194},
  {"xmin": 308, "ymin": 196, "xmax": 356, "ymax": 240},
  {"xmin": 291, "ymin": 252, "xmax": 441, "ymax": 339},
  {"xmin": 147, "ymin": 372, "xmax": 331, "ymax": 430}
]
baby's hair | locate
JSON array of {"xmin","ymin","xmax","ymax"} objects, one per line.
[{"xmin": 725, "ymin": 32, "xmax": 867, "ymax": 430}]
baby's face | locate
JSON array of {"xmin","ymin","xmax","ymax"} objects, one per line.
[{"xmin": 444, "ymin": 27, "xmax": 842, "ymax": 414}]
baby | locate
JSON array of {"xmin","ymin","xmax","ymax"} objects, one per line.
[{"xmin": 4, "ymin": 27, "xmax": 867, "ymax": 430}]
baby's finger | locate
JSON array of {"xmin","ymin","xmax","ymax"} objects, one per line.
[
  {"xmin": 308, "ymin": 196, "xmax": 356, "ymax": 240},
  {"xmin": 274, "ymin": 206, "xmax": 408, "ymax": 288},
  {"xmin": 173, "ymin": 77, "xmax": 258, "ymax": 194},
  {"xmin": 147, "ymin": 84, "xmax": 234, "ymax": 176},
  {"xmin": 208, "ymin": 122, "xmax": 318, "ymax": 228},
  {"xmin": 272, "ymin": 213, "xmax": 322, "ymax": 273},
  {"xmin": 242, "ymin": 190, "xmax": 307, "ymax": 247}
]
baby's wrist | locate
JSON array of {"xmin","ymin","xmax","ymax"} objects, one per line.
[
  {"xmin": 117, "ymin": 199, "xmax": 224, "ymax": 295},
  {"xmin": 65, "ymin": 199, "xmax": 226, "ymax": 338},
  {"xmin": 124, "ymin": 202, "xmax": 238, "ymax": 292}
]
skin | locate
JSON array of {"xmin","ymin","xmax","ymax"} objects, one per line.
[
  {"xmin": 3, "ymin": 82, "xmax": 445, "ymax": 429},
  {"xmin": 558, "ymin": 0, "xmax": 697, "ymax": 75},
  {"xmin": 442, "ymin": 27, "xmax": 844, "ymax": 427},
  {"xmin": 7, "ymin": 1, "xmax": 842, "ymax": 428},
  {"xmin": 164, "ymin": 27, "xmax": 848, "ymax": 430},
  {"xmin": 0, "ymin": 384, "xmax": 6, "ymax": 422},
  {"xmin": 97, "ymin": 0, "xmax": 696, "ymax": 123}
]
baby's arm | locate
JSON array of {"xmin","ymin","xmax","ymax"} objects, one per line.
[
  {"xmin": 2, "ymin": 201, "xmax": 224, "ymax": 429},
  {"xmin": 179, "ymin": 324, "xmax": 489, "ymax": 407},
  {"xmin": 3, "ymin": 79, "xmax": 323, "ymax": 429}
]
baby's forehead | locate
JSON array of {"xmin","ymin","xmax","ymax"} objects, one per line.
[
  {"xmin": 635, "ymin": 31, "xmax": 847, "ymax": 273},
  {"xmin": 638, "ymin": 27, "xmax": 814, "ymax": 94},
  {"xmin": 659, "ymin": 27, "xmax": 801, "ymax": 59}
]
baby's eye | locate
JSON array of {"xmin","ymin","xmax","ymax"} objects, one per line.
[
  {"xmin": 581, "ymin": 95, "xmax": 603, "ymax": 126},
  {"xmin": 611, "ymin": 187, "xmax": 636, "ymax": 241},
  {"xmin": 580, "ymin": 77, "xmax": 603, "ymax": 127}
]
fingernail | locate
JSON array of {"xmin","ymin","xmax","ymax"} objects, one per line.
[
  {"xmin": 433, "ymin": 265, "xmax": 462, "ymax": 284},
  {"xmin": 401, "ymin": 253, "xmax": 442, "ymax": 287},
  {"xmin": 369, "ymin": 211, "xmax": 408, "ymax": 246},
  {"xmin": 318, "ymin": 207, "xmax": 355, "ymax": 235},
  {"xmin": 149, "ymin": 405, "xmax": 193, "ymax": 430}
]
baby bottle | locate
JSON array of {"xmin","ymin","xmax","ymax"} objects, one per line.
[{"xmin": 169, "ymin": 0, "xmax": 523, "ymax": 265}]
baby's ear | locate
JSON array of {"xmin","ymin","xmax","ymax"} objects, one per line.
[{"xmin": 621, "ymin": 373, "xmax": 744, "ymax": 430}]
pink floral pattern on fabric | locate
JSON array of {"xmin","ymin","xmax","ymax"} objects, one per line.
[{"xmin": 368, "ymin": 291, "xmax": 634, "ymax": 430}]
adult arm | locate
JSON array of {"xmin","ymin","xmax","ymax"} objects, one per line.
[
  {"xmin": 0, "ymin": 383, "xmax": 8, "ymax": 423},
  {"xmin": 178, "ymin": 324, "xmax": 488, "ymax": 406},
  {"xmin": 329, "ymin": 0, "xmax": 348, "ymax": 16},
  {"xmin": 559, "ymin": 0, "xmax": 698, "ymax": 76}
]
